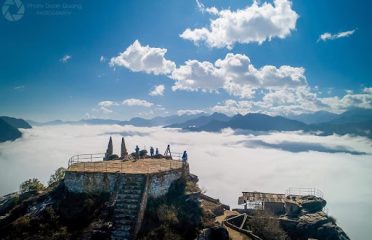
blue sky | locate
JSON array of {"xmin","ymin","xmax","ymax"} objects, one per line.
[{"xmin": 0, "ymin": 0, "xmax": 371, "ymax": 121}]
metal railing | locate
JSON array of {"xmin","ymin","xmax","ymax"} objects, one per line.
[
  {"xmin": 68, "ymin": 153, "xmax": 106, "ymax": 167},
  {"xmin": 285, "ymin": 187, "xmax": 324, "ymax": 198},
  {"xmin": 67, "ymin": 152, "xmax": 186, "ymax": 173}
]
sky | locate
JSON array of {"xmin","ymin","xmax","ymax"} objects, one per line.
[
  {"xmin": 0, "ymin": 125, "xmax": 371, "ymax": 239},
  {"xmin": 0, "ymin": 0, "xmax": 371, "ymax": 121}
]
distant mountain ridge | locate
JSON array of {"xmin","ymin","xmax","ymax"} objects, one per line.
[
  {"xmin": 26, "ymin": 108, "xmax": 372, "ymax": 139},
  {"xmin": 0, "ymin": 116, "xmax": 32, "ymax": 129},
  {"xmin": 28, "ymin": 113, "xmax": 207, "ymax": 127},
  {"xmin": 165, "ymin": 112, "xmax": 230, "ymax": 129},
  {"xmin": 288, "ymin": 111, "xmax": 339, "ymax": 124},
  {"xmin": 168, "ymin": 113, "xmax": 308, "ymax": 132},
  {"xmin": 165, "ymin": 109, "xmax": 372, "ymax": 138},
  {"xmin": 0, "ymin": 118, "xmax": 23, "ymax": 143}
]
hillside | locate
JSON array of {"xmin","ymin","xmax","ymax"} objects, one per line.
[
  {"xmin": 0, "ymin": 119, "xmax": 22, "ymax": 143},
  {"xmin": 165, "ymin": 112, "xmax": 230, "ymax": 129},
  {"xmin": 288, "ymin": 111, "xmax": 339, "ymax": 124},
  {"xmin": 0, "ymin": 116, "xmax": 32, "ymax": 129},
  {"xmin": 176, "ymin": 113, "xmax": 308, "ymax": 132}
]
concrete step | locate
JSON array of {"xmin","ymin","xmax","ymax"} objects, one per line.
[
  {"xmin": 114, "ymin": 225, "xmax": 131, "ymax": 231},
  {"xmin": 120, "ymin": 189, "xmax": 143, "ymax": 195},
  {"xmin": 114, "ymin": 209, "xmax": 138, "ymax": 216},
  {"xmin": 112, "ymin": 230, "xmax": 131, "ymax": 238},
  {"xmin": 117, "ymin": 198, "xmax": 140, "ymax": 204},
  {"xmin": 115, "ymin": 203, "xmax": 139, "ymax": 209},
  {"xmin": 114, "ymin": 213, "xmax": 136, "ymax": 219},
  {"xmin": 114, "ymin": 218, "xmax": 135, "ymax": 226},
  {"xmin": 121, "ymin": 185, "xmax": 144, "ymax": 191},
  {"xmin": 117, "ymin": 193, "xmax": 141, "ymax": 199}
]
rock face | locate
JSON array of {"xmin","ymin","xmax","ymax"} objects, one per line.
[
  {"xmin": 197, "ymin": 226, "xmax": 229, "ymax": 240},
  {"xmin": 0, "ymin": 183, "xmax": 112, "ymax": 240},
  {"xmin": 280, "ymin": 195, "xmax": 350, "ymax": 240}
]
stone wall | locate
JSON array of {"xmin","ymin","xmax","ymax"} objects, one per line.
[
  {"xmin": 64, "ymin": 169, "xmax": 184, "ymax": 198},
  {"xmin": 148, "ymin": 169, "xmax": 184, "ymax": 198},
  {"xmin": 64, "ymin": 171, "xmax": 120, "ymax": 193}
]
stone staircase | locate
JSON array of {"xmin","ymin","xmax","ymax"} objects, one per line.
[{"xmin": 111, "ymin": 174, "xmax": 146, "ymax": 240}]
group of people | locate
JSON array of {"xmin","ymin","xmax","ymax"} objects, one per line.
[{"xmin": 134, "ymin": 144, "xmax": 188, "ymax": 162}]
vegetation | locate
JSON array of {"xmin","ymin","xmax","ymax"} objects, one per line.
[
  {"xmin": 48, "ymin": 167, "xmax": 66, "ymax": 187},
  {"xmin": 0, "ymin": 184, "xmax": 111, "ymax": 240},
  {"xmin": 138, "ymin": 177, "xmax": 203, "ymax": 240},
  {"xmin": 246, "ymin": 210, "xmax": 288, "ymax": 240},
  {"xmin": 19, "ymin": 178, "xmax": 45, "ymax": 193}
]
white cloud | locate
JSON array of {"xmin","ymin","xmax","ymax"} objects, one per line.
[
  {"xmin": 318, "ymin": 29, "xmax": 356, "ymax": 42},
  {"xmin": 149, "ymin": 84, "xmax": 165, "ymax": 96},
  {"xmin": 320, "ymin": 88, "xmax": 372, "ymax": 112},
  {"xmin": 98, "ymin": 101, "xmax": 119, "ymax": 108},
  {"xmin": 100, "ymin": 56, "xmax": 107, "ymax": 63},
  {"xmin": 177, "ymin": 109, "xmax": 206, "ymax": 116},
  {"xmin": 212, "ymin": 99, "xmax": 253, "ymax": 115},
  {"xmin": 59, "ymin": 55, "xmax": 71, "ymax": 63},
  {"xmin": 212, "ymin": 87, "xmax": 372, "ymax": 116},
  {"xmin": 171, "ymin": 53, "xmax": 306, "ymax": 97},
  {"xmin": 110, "ymin": 40, "xmax": 176, "ymax": 75},
  {"xmin": 96, "ymin": 101, "xmax": 119, "ymax": 114},
  {"xmin": 122, "ymin": 98, "xmax": 154, "ymax": 107},
  {"xmin": 171, "ymin": 59, "xmax": 224, "ymax": 92},
  {"xmin": 0, "ymin": 125, "xmax": 370, "ymax": 239},
  {"xmin": 14, "ymin": 85, "xmax": 25, "ymax": 90},
  {"xmin": 181, "ymin": 0, "xmax": 299, "ymax": 49}
]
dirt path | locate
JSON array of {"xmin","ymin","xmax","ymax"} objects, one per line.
[{"xmin": 216, "ymin": 211, "xmax": 252, "ymax": 240}]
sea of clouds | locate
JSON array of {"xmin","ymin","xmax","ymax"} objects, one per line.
[{"xmin": 0, "ymin": 124, "xmax": 371, "ymax": 239}]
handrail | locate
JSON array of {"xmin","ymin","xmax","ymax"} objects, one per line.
[
  {"xmin": 68, "ymin": 153, "xmax": 106, "ymax": 167},
  {"xmin": 285, "ymin": 187, "xmax": 324, "ymax": 198},
  {"xmin": 67, "ymin": 152, "xmax": 186, "ymax": 173}
]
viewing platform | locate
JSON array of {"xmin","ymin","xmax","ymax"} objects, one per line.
[{"xmin": 67, "ymin": 157, "xmax": 184, "ymax": 174}]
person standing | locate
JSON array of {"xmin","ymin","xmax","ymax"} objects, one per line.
[
  {"xmin": 182, "ymin": 150, "xmax": 188, "ymax": 162},
  {"xmin": 135, "ymin": 145, "xmax": 140, "ymax": 159},
  {"xmin": 150, "ymin": 146, "xmax": 154, "ymax": 157}
]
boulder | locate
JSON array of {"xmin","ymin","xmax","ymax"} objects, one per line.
[
  {"xmin": 301, "ymin": 197, "xmax": 326, "ymax": 213},
  {"xmin": 197, "ymin": 226, "xmax": 229, "ymax": 240}
]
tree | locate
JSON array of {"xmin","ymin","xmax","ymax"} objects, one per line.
[
  {"xmin": 48, "ymin": 167, "xmax": 66, "ymax": 187},
  {"xmin": 20, "ymin": 178, "xmax": 45, "ymax": 193}
]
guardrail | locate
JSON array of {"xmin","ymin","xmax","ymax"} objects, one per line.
[
  {"xmin": 67, "ymin": 152, "xmax": 186, "ymax": 173},
  {"xmin": 285, "ymin": 187, "xmax": 324, "ymax": 198},
  {"xmin": 68, "ymin": 153, "xmax": 106, "ymax": 167}
]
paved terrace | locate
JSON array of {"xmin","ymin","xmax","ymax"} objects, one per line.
[{"xmin": 67, "ymin": 158, "xmax": 183, "ymax": 174}]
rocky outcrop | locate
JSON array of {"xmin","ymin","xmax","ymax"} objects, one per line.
[
  {"xmin": 280, "ymin": 195, "xmax": 349, "ymax": 240},
  {"xmin": 197, "ymin": 226, "xmax": 229, "ymax": 240}
]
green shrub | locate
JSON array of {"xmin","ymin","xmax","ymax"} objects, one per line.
[
  {"xmin": 246, "ymin": 211, "xmax": 287, "ymax": 240},
  {"xmin": 48, "ymin": 167, "xmax": 66, "ymax": 187},
  {"xmin": 19, "ymin": 178, "xmax": 45, "ymax": 193}
]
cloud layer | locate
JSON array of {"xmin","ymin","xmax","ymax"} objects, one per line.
[
  {"xmin": 110, "ymin": 40, "xmax": 176, "ymax": 75},
  {"xmin": 122, "ymin": 98, "xmax": 154, "ymax": 107},
  {"xmin": 149, "ymin": 84, "xmax": 165, "ymax": 96},
  {"xmin": 171, "ymin": 53, "xmax": 306, "ymax": 97},
  {"xmin": 318, "ymin": 29, "xmax": 356, "ymax": 42},
  {"xmin": 180, "ymin": 0, "xmax": 299, "ymax": 49},
  {"xmin": 0, "ymin": 125, "xmax": 371, "ymax": 239}
]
